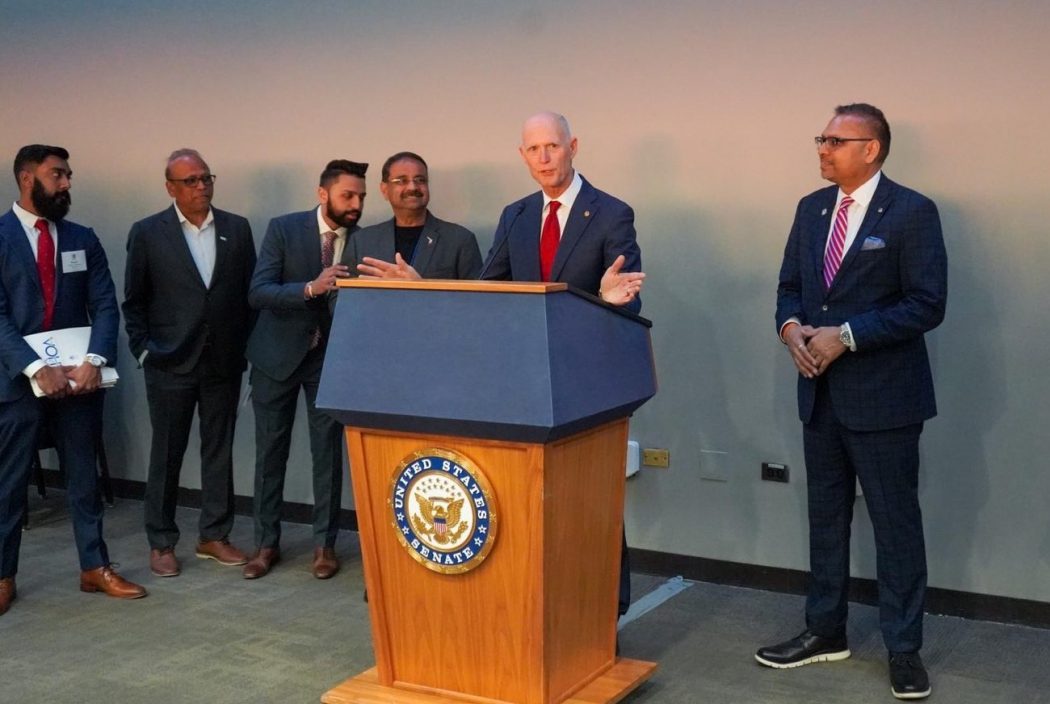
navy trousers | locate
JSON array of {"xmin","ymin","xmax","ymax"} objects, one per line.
[
  {"xmin": 0, "ymin": 390, "xmax": 109, "ymax": 578},
  {"xmin": 803, "ymin": 380, "xmax": 926, "ymax": 653}
]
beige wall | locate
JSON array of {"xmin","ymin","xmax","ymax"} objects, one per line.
[{"xmin": 3, "ymin": 1, "xmax": 1048, "ymax": 601}]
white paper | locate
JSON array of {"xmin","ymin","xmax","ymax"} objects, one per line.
[{"xmin": 22, "ymin": 326, "xmax": 119, "ymax": 397}]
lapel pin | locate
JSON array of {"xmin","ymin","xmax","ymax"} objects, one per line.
[
  {"xmin": 219, "ymin": 236, "xmax": 227, "ymax": 241},
  {"xmin": 877, "ymin": 207, "xmax": 884, "ymax": 213},
  {"xmin": 584, "ymin": 210, "xmax": 590, "ymax": 218},
  {"xmin": 821, "ymin": 208, "xmax": 828, "ymax": 216},
  {"xmin": 427, "ymin": 236, "xmax": 434, "ymax": 245}
]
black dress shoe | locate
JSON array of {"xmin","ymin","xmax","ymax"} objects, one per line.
[
  {"xmin": 889, "ymin": 652, "xmax": 931, "ymax": 700},
  {"xmin": 755, "ymin": 629, "xmax": 850, "ymax": 668}
]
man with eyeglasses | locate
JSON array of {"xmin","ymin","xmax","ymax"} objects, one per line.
[
  {"xmin": 123, "ymin": 149, "xmax": 257, "ymax": 578},
  {"xmin": 1, "ymin": 144, "xmax": 147, "ymax": 615},
  {"xmin": 342, "ymin": 152, "xmax": 481, "ymax": 280},
  {"xmin": 759, "ymin": 104, "xmax": 947, "ymax": 700},
  {"xmin": 242, "ymin": 159, "xmax": 367, "ymax": 581}
]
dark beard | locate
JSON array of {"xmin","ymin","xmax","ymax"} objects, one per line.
[
  {"xmin": 31, "ymin": 178, "xmax": 71, "ymax": 222},
  {"xmin": 325, "ymin": 202, "xmax": 360, "ymax": 228}
]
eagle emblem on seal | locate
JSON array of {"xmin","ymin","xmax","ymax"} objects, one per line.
[{"xmin": 412, "ymin": 494, "xmax": 468, "ymax": 545}]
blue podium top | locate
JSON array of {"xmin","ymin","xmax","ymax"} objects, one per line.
[{"xmin": 317, "ymin": 280, "xmax": 656, "ymax": 443}]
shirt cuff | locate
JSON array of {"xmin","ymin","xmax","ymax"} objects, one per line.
[
  {"xmin": 138, "ymin": 350, "xmax": 149, "ymax": 366},
  {"xmin": 23, "ymin": 360, "xmax": 46, "ymax": 378},
  {"xmin": 779, "ymin": 317, "xmax": 802, "ymax": 343}
]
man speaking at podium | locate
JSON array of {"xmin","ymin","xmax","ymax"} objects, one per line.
[{"xmin": 358, "ymin": 112, "xmax": 646, "ymax": 619}]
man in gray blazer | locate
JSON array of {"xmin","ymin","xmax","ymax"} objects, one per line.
[
  {"xmin": 124, "ymin": 149, "xmax": 256, "ymax": 578},
  {"xmin": 242, "ymin": 160, "xmax": 366, "ymax": 581},
  {"xmin": 342, "ymin": 152, "xmax": 481, "ymax": 279}
]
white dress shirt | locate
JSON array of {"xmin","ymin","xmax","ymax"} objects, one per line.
[
  {"xmin": 175, "ymin": 203, "xmax": 217, "ymax": 286},
  {"xmin": 540, "ymin": 170, "xmax": 584, "ymax": 239},
  {"xmin": 315, "ymin": 206, "xmax": 348, "ymax": 264}
]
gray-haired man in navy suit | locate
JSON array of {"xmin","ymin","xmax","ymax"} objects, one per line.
[{"xmin": 759, "ymin": 104, "xmax": 947, "ymax": 701}]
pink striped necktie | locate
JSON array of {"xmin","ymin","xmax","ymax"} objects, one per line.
[{"xmin": 823, "ymin": 196, "xmax": 854, "ymax": 289}]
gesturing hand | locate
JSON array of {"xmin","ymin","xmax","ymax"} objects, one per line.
[
  {"xmin": 356, "ymin": 253, "xmax": 422, "ymax": 280},
  {"xmin": 598, "ymin": 255, "xmax": 645, "ymax": 306}
]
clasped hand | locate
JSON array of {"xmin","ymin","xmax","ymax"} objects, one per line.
[
  {"xmin": 784, "ymin": 324, "xmax": 847, "ymax": 379},
  {"xmin": 33, "ymin": 362, "xmax": 101, "ymax": 399}
]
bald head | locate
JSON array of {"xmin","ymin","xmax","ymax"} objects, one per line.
[
  {"xmin": 521, "ymin": 111, "xmax": 572, "ymax": 145},
  {"xmin": 519, "ymin": 111, "xmax": 578, "ymax": 198}
]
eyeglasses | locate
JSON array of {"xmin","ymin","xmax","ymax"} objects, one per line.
[
  {"xmin": 814, "ymin": 136, "xmax": 873, "ymax": 149},
  {"xmin": 386, "ymin": 176, "xmax": 428, "ymax": 186},
  {"xmin": 168, "ymin": 174, "xmax": 217, "ymax": 187}
]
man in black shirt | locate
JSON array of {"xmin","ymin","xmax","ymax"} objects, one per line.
[{"xmin": 341, "ymin": 152, "xmax": 481, "ymax": 279}]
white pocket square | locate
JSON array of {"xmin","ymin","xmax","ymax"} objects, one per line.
[{"xmin": 861, "ymin": 236, "xmax": 886, "ymax": 250}]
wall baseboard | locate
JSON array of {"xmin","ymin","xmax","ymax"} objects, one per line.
[
  {"xmin": 629, "ymin": 548, "xmax": 1050, "ymax": 630},
  {"xmin": 37, "ymin": 470, "xmax": 1048, "ymax": 629}
]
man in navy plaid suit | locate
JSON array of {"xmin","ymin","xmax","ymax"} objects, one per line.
[{"xmin": 758, "ymin": 104, "xmax": 947, "ymax": 701}]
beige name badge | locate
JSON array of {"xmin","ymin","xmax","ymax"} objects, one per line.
[{"xmin": 62, "ymin": 250, "xmax": 87, "ymax": 272}]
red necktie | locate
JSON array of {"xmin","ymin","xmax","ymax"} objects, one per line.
[
  {"xmin": 35, "ymin": 218, "xmax": 56, "ymax": 330},
  {"xmin": 823, "ymin": 196, "xmax": 854, "ymax": 289},
  {"xmin": 539, "ymin": 201, "xmax": 561, "ymax": 282}
]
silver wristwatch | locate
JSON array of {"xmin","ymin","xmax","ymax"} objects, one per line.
[{"xmin": 838, "ymin": 325, "xmax": 853, "ymax": 350}]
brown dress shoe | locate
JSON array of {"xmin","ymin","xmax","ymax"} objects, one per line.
[
  {"xmin": 312, "ymin": 547, "xmax": 339, "ymax": 580},
  {"xmin": 242, "ymin": 547, "xmax": 279, "ymax": 579},
  {"xmin": 150, "ymin": 547, "xmax": 180, "ymax": 577},
  {"xmin": 80, "ymin": 565, "xmax": 148, "ymax": 599},
  {"xmin": 196, "ymin": 538, "xmax": 248, "ymax": 566},
  {"xmin": 0, "ymin": 577, "xmax": 15, "ymax": 615}
]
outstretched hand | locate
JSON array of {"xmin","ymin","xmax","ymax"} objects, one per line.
[
  {"xmin": 598, "ymin": 255, "xmax": 645, "ymax": 306},
  {"xmin": 357, "ymin": 253, "xmax": 422, "ymax": 280}
]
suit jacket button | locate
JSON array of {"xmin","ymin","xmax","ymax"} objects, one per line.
[{"xmin": 821, "ymin": 305, "xmax": 828, "ymax": 311}]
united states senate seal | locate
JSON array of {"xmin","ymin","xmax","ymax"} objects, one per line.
[{"xmin": 389, "ymin": 448, "xmax": 498, "ymax": 574}]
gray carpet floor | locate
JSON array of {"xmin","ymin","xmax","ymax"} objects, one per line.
[{"xmin": 1, "ymin": 493, "xmax": 1048, "ymax": 704}]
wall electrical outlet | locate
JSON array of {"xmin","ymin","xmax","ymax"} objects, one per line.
[
  {"xmin": 642, "ymin": 448, "xmax": 670, "ymax": 468},
  {"xmin": 761, "ymin": 462, "xmax": 789, "ymax": 483}
]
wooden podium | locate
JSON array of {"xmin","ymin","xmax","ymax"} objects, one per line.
[{"xmin": 317, "ymin": 280, "xmax": 658, "ymax": 704}]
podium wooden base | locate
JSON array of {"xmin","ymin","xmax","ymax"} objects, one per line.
[{"xmin": 322, "ymin": 658, "xmax": 657, "ymax": 704}]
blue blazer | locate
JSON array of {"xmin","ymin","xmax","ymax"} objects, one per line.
[
  {"xmin": 0, "ymin": 209, "xmax": 119, "ymax": 402},
  {"xmin": 246, "ymin": 209, "xmax": 357, "ymax": 382},
  {"xmin": 775, "ymin": 176, "xmax": 948, "ymax": 431},
  {"xmin": 481, "ymin": 176, "xmax": 643, "ymax": 313}
]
